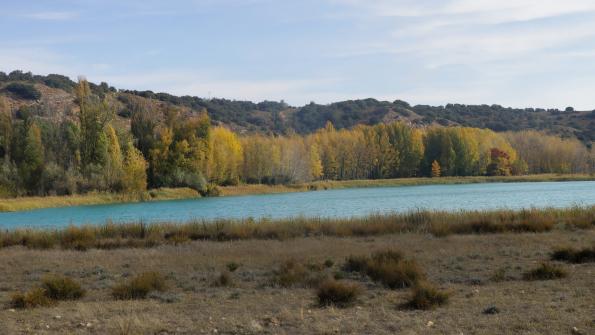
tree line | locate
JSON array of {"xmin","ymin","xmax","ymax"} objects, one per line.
[{"xmin": 0, "ymin": 80, "xmax": 593, "ymax": 197}]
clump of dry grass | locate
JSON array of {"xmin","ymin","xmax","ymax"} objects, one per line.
[
  {"xmin": 551, "ymin": 246, "xmax": 595, "ymax": 264},
  {"xmin": 9, "ymin": 288, "xmax": 54, "ymax": 309},
  {"xmin": 112, "ymin": 272, "xmax": 167, "ymax": 300},
  {"xmin": 523, "ymin": 263, "xmax": 567, "ymax": 281},
  {"xmin": 8, "ymin": 274, "xmax": 85, "ymax": 309},
  {"xmin": 316, "ymin": 279, "xmax": 362, "ymax": 308},
  {"xmin": 272, "ymin": 259, "xmax": 326, "ymax": 288},
  {"xmin": 344, "ymin": 249, "xmax": 425, "ymax": 289},
  {"xmin": 405, "ymin": 282, "xmax": 449, "ymax": 310},
  {"xmin": 41, "ymin": 275, "xmax": 85, "ymax": 300}
]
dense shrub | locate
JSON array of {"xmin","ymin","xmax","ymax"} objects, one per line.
[
  {"xmin": 316, "ymin": 279, "xmax": 362, "ymax": 308},
  {"xmin": 112, "ymin": 272, "xmax": 167, "ymax": 299},
  {"xmin": 4, "ymin": 82, "xmax": 41, "ymax": 100},
  {"xmin": 41, "ymin": 275, "xmax": 85, "ymax": 300},
  {"xmin": 406, "ymin": 282, "xmax": 449, "ymax": 310},
  {"xmin": 523, "ymin": 263, "xmax": 567, "ymax": 281}
]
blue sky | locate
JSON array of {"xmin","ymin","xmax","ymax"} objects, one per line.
[{"xmin": 2, "ymin": 0, "xmax": 595, "ymax": 109}]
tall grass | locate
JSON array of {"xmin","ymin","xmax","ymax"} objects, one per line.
[
  {"xmin": 0, "ymin": 188, "xmax": 199, "ymax": 212},
  {"xmin": 0, "ymin": 206, "xmax": 592, "ymax": 251}
]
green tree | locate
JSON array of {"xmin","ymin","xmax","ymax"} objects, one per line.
[
  {"xmin": 0, "ymin": 98, "xmax": 12, "ymax": 161},
  {"xmin": 21, "ymin": 123, "xmax": 45, "ymax": 193},
  {"xmin": 76, "ymin": 79, "xmax": 112, "ymax": 170}
]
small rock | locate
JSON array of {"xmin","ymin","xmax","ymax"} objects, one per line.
[
  {"xmin": 86, "ymin": 322, "xmax": 93, "ymax": 328},
  {"xmin": 426, "ymin": 321, "xmax": 434, "ymax": 327},
  {"xmin": 483, "ymin": 306, "xmax": 500, "ymax": 315},
  {"xmin": 54, "ymin": 315, "xmax": 62, "ymax": 320},
  {"xmin": 8, "ymin": 309, "xmax": 15, "ymax": 313}
]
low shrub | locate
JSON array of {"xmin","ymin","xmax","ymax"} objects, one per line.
[
  {"xmin": 366, "ymin": 259, "xmax": 425, "ymax": 289},
  {"xmin": 406, "ymin": 282, "xmax": 449, "ymax": 310},
  {"xmin": 344, "ymin": 249, "xmax": 425, "ymax": 289},
  {"xmin": 551, "ymin": 246, "xmax": 595, "ymax": 264},
  {"xmin": 343, "ymin": 255, "xmax": 369, "ymax": 273},
  {"xmin": 213, "ymin": 271, "xmax": 233, "ymax": 287},
  {"xmin": 10, "ymin": 288, "xmax": 53, "ymax": 309},
  {"xmin": 272, "ymin": 259, "xmax": 324, "ymax": 288},
  {"xmin": 523, "ymin": 263, "xmax": 567, "ymax": 281},
  {"xmin": 316, "ymin": 279, "xmax": 362, "ymax": 308},
  {"xmin": 41, "ymin": 275, "xmax": 85, "ymax": 300},
  {"xmin": 112, "ymin": 272, "xmax": 167, "ymax": 299}
]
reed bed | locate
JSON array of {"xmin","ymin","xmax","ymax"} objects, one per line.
[{"xmin": 0, "ymin": 206, "xmax": 592, "ymax": 250}]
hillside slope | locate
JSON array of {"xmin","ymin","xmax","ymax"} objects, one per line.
[{"xmin": 1, "ymin": 71, "xmax": 594, "ymax": 144}]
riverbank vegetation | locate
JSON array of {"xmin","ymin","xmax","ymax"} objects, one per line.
[
  {"xmin": 0, "ymin": 187, "xmax": 198, "ymax": 212},
  {"xmin": 1, "ymin": 79, "xmax": 593, "ymax": 200},
  {"xmin": 1, "ymin": 206, "xmax": 592, "ymax": 250}
]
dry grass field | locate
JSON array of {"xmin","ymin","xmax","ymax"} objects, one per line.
[{"xmin": 0, "ymin": 228, "xmax": 593, "ymax": 334}]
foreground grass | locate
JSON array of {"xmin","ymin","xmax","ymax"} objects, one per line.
[
  {"xmin": 0, "ymin": 188, "xmax": 199, "ymax": 212},
  {"xmin": 1, "ymin": 206, "xmax": 593, "ymax": 250},
  {"xmin": 1, "ymin": 230, "xmax": 593, "ymax": 334}
]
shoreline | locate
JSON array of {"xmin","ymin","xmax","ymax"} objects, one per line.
[{"xmin": 1, "ymin": 174, "xmax": 594, "ymax": 212}]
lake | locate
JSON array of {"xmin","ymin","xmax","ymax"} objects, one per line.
[{"xmin": 1, "ymin": 181, "xmax": 594, "ymax": 229}]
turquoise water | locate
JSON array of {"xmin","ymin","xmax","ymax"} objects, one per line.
[{"xmin": 0, "ymin": 181, "xmax": 594, "ymax": 229}]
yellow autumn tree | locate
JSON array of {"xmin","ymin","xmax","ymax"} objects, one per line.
[
  {"xmin": 104, "ymin": 124, "xmax": 123, "ymax": 190},
  {"xmin": 208, "ymin": 127, "xmax": 243, "ymax": 185},
  {"xmin": 122, "ymin": 143, "xmax": 147, "ymax": 194}
]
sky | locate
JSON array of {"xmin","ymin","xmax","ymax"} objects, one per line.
[{"xmin": 2, "ymin": 0, "xmax": 595, "ymax": 109}]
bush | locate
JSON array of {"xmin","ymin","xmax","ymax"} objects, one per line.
[
  {"xmin": 272, "ymin": 259, "xmax": 325, "ymax": 288},
  {"xmin": 552, "ymin": 247, "xmax": 595, "ymax": 264},
  {"xmin": 316, "ymin": 279, "xmax": 362, "ymax": 308},
  {"xmin": 10, "ymin": 288, "xmax": 53, "ymax": 309},
  {"xmin": 523, "ymin": 263, "xmax": 567, "ymax": 281},
  {"xmin": 343, "ymin": 255, "xmax": 369, "ymax": 273},
  {"xmin": 273, "ymin": 259, "xmax": 309, "ymax": 287},
  {"xmin": 4, "ymin": 82, "xmax": 41, "ymax": 100},
  {"xmin": 112, "ymin": 272, "xmax": 167, "ymax": 299},
  {"xmin": 406, "ymin": 282, "xmax": 449, "ymax": 310},
  {"xmin": 366, "ymin": 259, "xmax": 425, "ymax": 289},
  {"xmin": 41, "ymin": 275, "xmax": 85, "ymax": 300},
  {"xmin": 213, "ymin": 271, "xmax": 233, "ymax": 287},
  {"xmin": 344, "ymin": 249, "xmax": 425, "ymax": 289}
]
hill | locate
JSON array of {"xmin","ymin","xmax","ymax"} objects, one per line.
[{"xmin": 1, "ymin": 70, "xmax": 594, "ymax": 144}]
